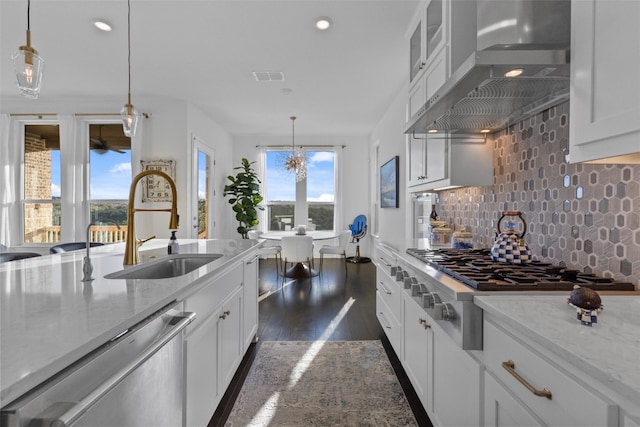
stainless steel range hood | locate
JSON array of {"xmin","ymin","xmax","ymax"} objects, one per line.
[{"xmin": 405, "ymin": 0, "xmax": 571, "ymax": 135}]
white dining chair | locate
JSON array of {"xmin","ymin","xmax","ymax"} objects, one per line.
[
  {"xmin": 319, "ymin": 230, "xmax": 351, "ymax": 274},
  {"xmin": 280, "ymin": 235, "xmax": 314, "ymax": 286},
  {"xmin": 248, "ymin": 230, "xmax": 282, "ymax": 278}
]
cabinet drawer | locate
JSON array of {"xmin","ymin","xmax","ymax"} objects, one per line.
[
  {"xmin": 377, "ymin": 292, "xmax": 401, "ymax": 354},
  {"xmin": 184, "ymin": 263, "xmax": 242, "ymax": 330},
  {"xmin": 484, "ymin": 320, "xmax": 617, "ymax": 427},
  {"xmin": 374, "ymin": 245, "xmax": 396, "ymax": 269},
  {"xmin": 376, "ymin": 267, "xmax": 402, "ymax": 322}
]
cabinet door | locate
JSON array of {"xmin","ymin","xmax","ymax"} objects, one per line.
[
  {"xmin": 484, "ymin": 372, "xmax": 543, "ymax": 427},
  {"xmin": 218, "ymin": 288, "xmax": 243, "ymax": 390},
  {"xmin": 424, "ymin": 137, "xmax": 447, "ymax": 183},
  {"xmin": 185, "ymin": 312, "xmax": 219, "ymax": 427},
  {"xmin": 424, "ymin": 48, "xmax": 448, "ymax": 101},
  {"xmin": 407, "ymin": 135, "xmax": 427, "ymax": 187},
  {"xmin": 409, "ymin": 17, "xmax": 425, "ymax": 84},
  {"xmin": 431, "ymin": 323, "xmax": 482, "ymax": 426},
  {"xmin": 570, "ymin": 0, "xmax": 640, "ymax": 162},
  {"xmin": 242, "ymin": 254, "xmax": 259, "ymax": 350},
  {"xmin": 425, "ymin": 0, "xmax": 445, "ymax": 62},
  {"xmin": 408, "ymin": 76, "xmax": 426, "ymax": 123},
  {"xmin": 402, "ymin": 293, "xmax": 432, "ymax": 410}
]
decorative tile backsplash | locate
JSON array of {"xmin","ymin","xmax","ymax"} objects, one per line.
[{"xmin": 436, "ymin": 102, "xmax": 640, "ymax": 287}]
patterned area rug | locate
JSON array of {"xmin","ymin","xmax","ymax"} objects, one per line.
[{"xmin": 225, "ymin": 340, "xmax": 418, "ymax": 426}]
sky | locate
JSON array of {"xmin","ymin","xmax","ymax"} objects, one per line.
[
  {"xmin": 266, "ymin": 150, "xmax": 335, "ymax": 202},
  {"xmin": 50, "ymin": 149, "xmax": 334, "ymax": 201},
  {"xmin": 50, "ymin": 150, "xmax": 132, "ymax": 199}
]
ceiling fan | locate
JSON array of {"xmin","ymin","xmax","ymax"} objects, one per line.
[{"xmin": 90, "ymin": 125, "xmax": 126, "ymax": 154}]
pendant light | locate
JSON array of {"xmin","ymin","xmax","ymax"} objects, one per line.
[
  {"xmin": 121, "ymin": 0, "xmax": 140, "ymax": 137},
  {"xmin": 12, "ymin": 0, "xmax": 44, "ymax": 99},
  {"xmin": 284, "ymin": 116, "xmax": 307, "ymax": 182}
]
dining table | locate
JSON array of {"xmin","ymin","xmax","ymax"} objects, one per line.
[{"xmin": 261, "ymin": 230, "xmax": 339, "ymax": 278}]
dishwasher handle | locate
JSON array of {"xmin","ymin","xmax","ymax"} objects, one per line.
[{"xmin": 47, "ymin": 311, "xmax": 195, "ymax": 427}]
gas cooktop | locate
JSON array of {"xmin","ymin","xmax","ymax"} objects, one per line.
[{"xmin": 406, "ymin": 248, "xmax": 635, "ymax": 291}]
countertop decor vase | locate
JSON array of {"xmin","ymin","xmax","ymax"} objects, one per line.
[{"xmin": 490, "ymin": 211, "xmax": 532, "ymax": 264}]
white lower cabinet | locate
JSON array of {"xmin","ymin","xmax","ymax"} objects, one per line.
[
  {"xmin": 182, "ymin": 251, "xmax": 259, "ymax": 427},
  {"xmin": 376, "ymin": 265, "xmax": 403, "ymax": 355},
  {"xmin": 242, "ymin": 253, "xmax": 259, "ymax": 349},
  {"xmin": 431, "ymin": 322, "xmax": 481, "ymax": 427},
  {"xmin": 484, "ymin": 371, "xmax": 543, "ymax": 427},
  {"xmin": 218, "ymin": 288, "xmax": 243, "ymax": 389},
  {"xmin": 402, "ymin": 292, "xmax": 432, "ymax": 410},
  {"xmin": 401, "ymin": 293, "xmax": 482, "ymax": 426},
  {"xmin": 483, "ymin": 319, "xmax": 618, "ymax": 427}
]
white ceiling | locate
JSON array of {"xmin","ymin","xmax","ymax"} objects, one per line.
[{"xmin": 1, "ymin": 0, "xmax": 419, "ymax": 136}]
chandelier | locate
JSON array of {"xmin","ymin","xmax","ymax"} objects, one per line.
[
  {"xmin": 12, "ymin": 0, "xmax": 45, "ymax": 99},
  {"xmin": 121, "ymin": 0, "xmax": 140, "ymax": 137},
  {"xmin": 284, "ymin": 116, "xmax": 307, "ymax": 182}
]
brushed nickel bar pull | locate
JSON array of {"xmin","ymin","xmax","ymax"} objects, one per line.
[
  {"xmin": 377, "ymin": 281, "xmax": 391, "ymax": 295},
  {"xmin": 502, "ymin": 360, "xmax": 552, "ymax": 400},
  {"xmin": 378, "ymin": 312, "xmax": 392, "ymax": 329},
  {"xmin": 378, "ymin": 256, "xmax": 392, "ymax": 267}
]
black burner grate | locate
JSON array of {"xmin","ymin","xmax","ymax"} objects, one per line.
[{"xmin": 406, "ymin": 248, "xmax": 634, "ymax": 291}]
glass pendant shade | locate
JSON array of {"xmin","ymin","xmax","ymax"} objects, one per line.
[
  {"xmin": 12, "ymin": 30, "xmax": 44, "ymax": 99},
  {"xmin": 121, "ymin": 99, "xmax": 140, "ymax": 137}
]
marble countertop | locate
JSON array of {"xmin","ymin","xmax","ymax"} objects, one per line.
[
  {"xmin": 0, "ymin": 239, "xmax": 259, "ymax": 408},
  {"xmin": 474, "ymin": 294, "xmax": 640, "ymax": 406}
]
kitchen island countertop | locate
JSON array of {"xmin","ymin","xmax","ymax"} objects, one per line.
[
  {"xmin": 474, "ymin": 294, "xmax": 640, "ymax": 407},
  {"xmin": 0, "ymin": 239, "xmax": 260, "ymax": 408}
]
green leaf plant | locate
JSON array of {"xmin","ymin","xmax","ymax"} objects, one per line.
[{"xmin": 223, "ymin": 158, "xmax": 264, "ymax": 238}]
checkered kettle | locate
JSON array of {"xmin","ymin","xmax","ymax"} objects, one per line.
[{"xmin": 490, "ymin": 211, "xmax": 532, "ymax": 264}]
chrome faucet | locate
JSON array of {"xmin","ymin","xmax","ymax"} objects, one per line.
[
  {"xmin": 82, "ymin": 221, "xmax": 121, "ymax": 282},
  {"xmin": 124, "ymin": 170, "xmax": 178, "ymax": 265},
  {"xmin": 82, "ymin": 222, "xmax": 97, "ymax": 282}
]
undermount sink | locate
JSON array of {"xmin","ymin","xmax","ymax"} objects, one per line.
[{"xmin": 105, "ymin": 253, "xmax": 223, "ymax": 280}]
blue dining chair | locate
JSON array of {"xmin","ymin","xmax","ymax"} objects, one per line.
[{"xmin": 347, "ymin": 214, "xmax": 371, "ymax": 263}]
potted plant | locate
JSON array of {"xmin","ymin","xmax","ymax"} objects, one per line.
[{"xmin": 223, "ymin": 158, "xmax": 264, "ymax": 238}]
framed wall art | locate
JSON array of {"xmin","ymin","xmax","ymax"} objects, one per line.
[
  {"xmin": 380, "ymin": 156, "xmax": 399, "ymax": 208},
  {"xmin": 140, "ymin": 159, "xmax": 176, "ymax": 203}
]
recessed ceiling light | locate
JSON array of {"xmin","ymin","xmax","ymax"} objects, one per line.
[
  {"xmin": 505, "ymin": 68, "xmax": 524, "ymax": 77},
  {"xmin": 315, "ymin": 17, "xmax": 332, "ymax": 31},
  {"xmin": 428, "ymin": 129, "xmax": 438, "ymax": 133},
  {"xmin": 92, "ymin": 18, "xmax": 113, "ymax": 32},
  {"xmin": 480, "ymin": 129, "xmax": 491, "ymax": 134}
]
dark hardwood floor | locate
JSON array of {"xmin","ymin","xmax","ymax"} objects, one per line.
[{"xmin": 209, "ymin": 258, "xmax": 433, "ymax": 426}]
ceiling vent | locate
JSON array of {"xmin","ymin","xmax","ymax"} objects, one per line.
[{"xmin": 252, "ymin": 71, "xmax": 285, "ymax": 82}]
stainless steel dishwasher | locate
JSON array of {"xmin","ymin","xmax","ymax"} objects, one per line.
[{"xmin": 1, "ymin": 302, "xmax": 195, "ymax": 427}]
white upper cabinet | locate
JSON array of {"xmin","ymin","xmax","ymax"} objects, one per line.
[
  {"xmin": 407, "ymin": 133, "xmax": 493, "ymax": 192},
  {"xmin": 570, "ymin": 0, "xmax": 640, "ymax": 163},
  {"xmin": 407, "ymin": 0, "xmax": 449, "ymax": 122},
  {"xmin": 409, "ymin": 17, "xmax": 426, "ymax": 86}
]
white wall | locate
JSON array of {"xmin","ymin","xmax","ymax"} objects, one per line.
[
  {"xmin": 369, "ymin": 85, "xmax": 408, "ymax": 251},
  {"xmin": 0, "ymin": 95, "xmax": 236, "ymax": 248},
  {"xmin": 186, "ymin": 103, "xmax": 234, "ymax": 239},
  {"xmin": 232, "ymin": 134, "xmax": 372, "ymax": 256}
]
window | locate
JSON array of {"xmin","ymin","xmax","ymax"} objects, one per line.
[
  {"xmin": 23, "ymin": 124, "xmax": 61, "ymax": 243},
  {"xmin": 88, "ymin": 124, "xmax": 131, "ymax": 243},
  {"xmin": 264, "ymin": 149, "xmax": 335, "ymax": 231},
  {"xmin": 193, "ymin": 137, "xmax": 214, "ymax": 239}
]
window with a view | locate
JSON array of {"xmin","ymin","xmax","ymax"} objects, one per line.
[
  {"xmin": 265, "ymin": 150, "xmax": 335, "ymax": 231},
  {"xmin": 88, "ymin": 124, "xmax": 131, "ymax": 243},
  {"xmin": 23, "ymin": 125, "xmax": 61, "ymax": 244}
]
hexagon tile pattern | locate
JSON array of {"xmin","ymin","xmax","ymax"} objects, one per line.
[{"xmin": 436, "ymin": 102, "xmax": 640, "ymax": 288}]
